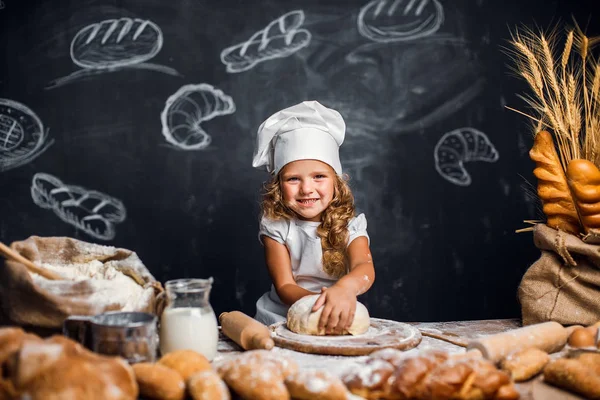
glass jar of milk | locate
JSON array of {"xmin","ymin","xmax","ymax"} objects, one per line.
[{"xmin": 159, "ymin": 278, "xmax": 219, "ymax": 360}]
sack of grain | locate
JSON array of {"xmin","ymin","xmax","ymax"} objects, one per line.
[
  {"xmin": 518, "ymin": 224, "xmax": 600, "ymax": 326},
  {"xmin": 0, "ymin": 236, "xmax": 164, "ymax": 330}
]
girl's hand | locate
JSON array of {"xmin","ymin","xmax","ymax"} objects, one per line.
[{"xmin": 311, "ymin": 285, "xmax": 357, "ymax": 335}]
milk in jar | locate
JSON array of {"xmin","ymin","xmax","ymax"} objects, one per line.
[{"xmin": 159, "ymin": 278, "xmax": 219, "ymax": 360}]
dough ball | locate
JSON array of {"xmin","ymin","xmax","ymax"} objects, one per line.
[{"xmin": 286, "ymin": 294, "xmax": 370, "ymax": 336}]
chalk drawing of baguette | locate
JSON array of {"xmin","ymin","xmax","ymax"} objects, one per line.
[
  {"xmin": 0, "ymin": 98, "xmax": 54, "ymax": 172},
  {"xmin": 47, "ymin": 17, "xmax": 180, "ymax": 89},
  {"xmin": 358, "ymin": 0, "xmax": 444, "ymax": 43},
  {"xmin": 161, "ymin": 83, "xmax": 236, "ymax": 150},
  {"xmin": 31, "ymin": 173, "xmax": 127, "ymax": 240},
  {"xmin": 434, "ymin": 128, "xmax": 499, "ymax": 187},
  {"xmin": 220, "ymin": 10, "xmax": 311, "ymax": 73}
]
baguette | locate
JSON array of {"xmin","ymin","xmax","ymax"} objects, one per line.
[
  {"xmin": 529, "ymin": 130, "xmax": 581, "ymax": 234},
  {"xmin": 567, "ymin": 159, "xmax": 600, "ymax": 235}
]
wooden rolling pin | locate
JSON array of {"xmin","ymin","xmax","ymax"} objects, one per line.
[
  {"xmin": 219, "ymin": 311, "xmax": 274, "ymax": 351},
  {"xmin": 467, "ymin": 321, "xmax": 569, "ymax": 364}
]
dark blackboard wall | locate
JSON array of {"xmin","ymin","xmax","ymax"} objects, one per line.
[{"xmin": 0, "ymin": 0, "xmax": 597, "ymax": 322}]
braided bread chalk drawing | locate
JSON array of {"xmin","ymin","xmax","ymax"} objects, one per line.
[
  {"xmin": 357, "ymin": 0, "xmax": 444, "ymax": 43},
  {"xmin": 160, "ymin": 84, "xmax": 236, "ymax": 151},
  {"xmin": 31, "ymin": 173, "xmax": 126, "ymax": 241},
  {"xmin": 220, "ymin": 10, "xmax": 311, "ymax": 73},
  {"xmin": 0, "ymin": 99, "xmax": 53, "ymax": 172},
  {"xmin": 47, "ymin": 17, "xmax": 179, "ymax": 89},
  {"xmin": 434, "ymin": 128, "xmax": 499, "ymax": 186}
]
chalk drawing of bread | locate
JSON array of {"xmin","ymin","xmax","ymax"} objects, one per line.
[
  {"xmin": 434, "ymin": 128, "xmax": 499, "ymax": 187},
  {"xmin": 31, "ymin": 173, "xmax": 127, "ymax": 240},
  {"xmin": 358, "ymin": 0, "xmax": 444, "ymax": 43},
  {"xmin": 160, "ymin": 83, "xmax": 236, "ymax": 150},
  {"xmin": 70, "ymin": 18, "xmax": 163, "ymax": 69},
  {"xmin": 220, "ymin": 10, "xmax": 311, "ymax": 73},
  {"xmin": 0, "ymin": 98, "xmax": 53, "ymax": 172}
]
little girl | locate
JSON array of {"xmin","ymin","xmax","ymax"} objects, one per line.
[{"xmin": 252, "ymin": 100, "xmax": 375, "ymax": 335}]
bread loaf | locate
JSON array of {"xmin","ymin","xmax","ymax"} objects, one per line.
[
  {"xmin": 500, "ymin": 348, "xmax": 550, "ymax": 382},
  {"xmin": 341, "ymin": 349, "xmax": 519, "ymax": 400},
  {"xmin": 4, "ymin": 334, "xmax": 138, "ymax": 400},
  {"xmin": 567, "ymin": 159, "xmax": 600, "ymax": 235},
  {"xmin": 544, "ymin": 351, "xmax": 600, "ymax": 398},
  {"xmin": 529, "ymin": 130, "xmax": 581, "ymax": 234}
]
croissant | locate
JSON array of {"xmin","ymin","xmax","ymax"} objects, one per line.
[
  {"xmin": 529, "ymin": 131, "xmax": 581, "ymax": 235},
  {"xmin": 567, "ymin": 159, "xmax": 600, "ymax": 237}
]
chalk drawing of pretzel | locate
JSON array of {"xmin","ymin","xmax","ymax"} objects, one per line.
[
  {"xmin": 47, "ymin": 17, "xmax": 180, "ymax": 89},
  {"xmin": 434, "ymin": 128, "xmax": 499, "ymax": 187},
  {"xmin": 220, "ymin": 10, "xmax": 311, "ymax": 73},
  {"xmin": 358, "ymin": 0, "xmax": 444, "ymax": 43},
  {"xmin": 161, "ymin": 83, "xmax": 236, "ymax": 150},
  {"xmin": 31, "ymin": 173, "xmax": 127, "ymax": 240},
  {"xmin": 0, "ymin": 99, "xmax": 53, "ymax": 172}
]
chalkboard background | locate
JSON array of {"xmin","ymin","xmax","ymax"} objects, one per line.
[{"xmin": 0, "ymin": 0, "xmax": 597, "ymax": 323}]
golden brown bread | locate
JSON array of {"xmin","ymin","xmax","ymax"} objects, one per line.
[
  {"xmin": 500, "ymin": 348, "xmax": 550, "ymax": 382},
  {"xmin": 132, "ymin": 362, "xmax": 185, "ymax": 400},
  {"xmin": 567, "ymin": 159, "xmax": 600, "ymax": 234},
  {"xmin": 529, "ymin": 130, "xmax": 581, "ymax": 235},
  {"xmin": 187, "ymin": 369, "xmax": 231, "ymax": 400},
  {"xmin": 158, "ymin": 350, "xmax": 211, "ymax": 381},
  {"xmin": 5, "ymin": 335, "xmax": 138, "ymax": 399},
  {"xmin": 219, "ymin": 350, "xmax": 297, "ymax": 400},
  {"xmin": 341, "ymin": 350, "xmax": 519, "ymax": 400},
  {"xmin": 284, "ymin": 369, "xmax": 349, "ymax": 400},
  {"xmin": 544, "ymin": 351, "xmax": 600, "ymax": 399}
]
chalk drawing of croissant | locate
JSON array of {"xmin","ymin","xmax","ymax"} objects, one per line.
[
  {"xmin": 0, "ymin": 99, "xmax": 54, "ymax": 172},
  {"xmin": 31, "ymin": 173, "xmax": 127, "ymax": 241},
  {"xmin": 160, "ymin": 83, "xmax": 236, "ymax": 150},
  {"xmin": 220, "ymin": 10, "xmax": 311, "ymax": 73},
  {"xmin": 434, "ymin": 128, "xmax": 499, "ymax": 187},
  {"xmin": 47, "ymin": 17, "xmax": 180, "ymax": 89},
  {"xmin": 358, "ymin": 0, "xmax": 444, "ymax": 43}
]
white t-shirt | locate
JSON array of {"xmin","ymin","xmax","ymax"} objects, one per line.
[{"xmin": 254, "ymin": 213, "xmax": 369, "ymax": 325}]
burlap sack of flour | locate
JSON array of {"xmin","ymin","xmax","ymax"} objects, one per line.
[
  {"xmin": 518, "ymin": 224, "xmax": 600, "ymax": 326},
  {"xmin": 0, "ymin": 236, "xmax": 164, "ymax": 329}
]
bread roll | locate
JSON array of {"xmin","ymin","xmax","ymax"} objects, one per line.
[
  {"xmin": 284, "ymin": 369, "xmax": 349, "ymax": 400},
  {"xmin": 188, "ymin": 369, "xmax": 231, "ymax": 400},
  {"xmin": 158, "ymin": 350, "xmax": 211, "ymax": 381},
  {"xmin": 132, "ymin": 362, "xmax": 185, "ymax": 400}
]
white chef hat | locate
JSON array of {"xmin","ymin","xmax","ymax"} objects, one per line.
[{"xmin": 252, "ymin": 100, "xmax": 346, "ymax": 175}]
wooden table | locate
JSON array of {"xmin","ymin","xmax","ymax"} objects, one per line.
[{"xmin": 214, "ymin": 318, "xmax": 584, "ymax": 400}]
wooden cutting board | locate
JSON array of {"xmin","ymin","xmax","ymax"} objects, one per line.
[{"xmin": 269, "ymin": 318, "xmax": 422, "ymax": 356}]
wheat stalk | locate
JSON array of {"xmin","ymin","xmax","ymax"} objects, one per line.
[{"xmin": 508, "ymin": 24, "xmax": 600, "ymax": 171}]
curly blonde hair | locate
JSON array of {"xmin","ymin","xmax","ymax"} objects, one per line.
[{"xmin": 261, "ymin": 173, "xmax": 356, "ymax": 278}]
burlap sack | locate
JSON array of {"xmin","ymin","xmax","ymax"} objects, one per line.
[
  {"xmin": 518, "ymin": 224, "xmax": 600, "ymax": 326},
  {"xmin": 0, "ymin": 236, "xmax": 164, "ymax": 329}
]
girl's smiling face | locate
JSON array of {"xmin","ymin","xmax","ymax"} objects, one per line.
[{"xmin": 280, "ymin": 159, "xmax": 335, "ymax": 222}]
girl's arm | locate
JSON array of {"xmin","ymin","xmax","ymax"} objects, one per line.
[
  {"xmin": 262, "ymin": 236, "xmax": 315, "ymax": 305},
  {"xmin": 312, "ymin": 236, "xmax": 375, "ymax": 333}
]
